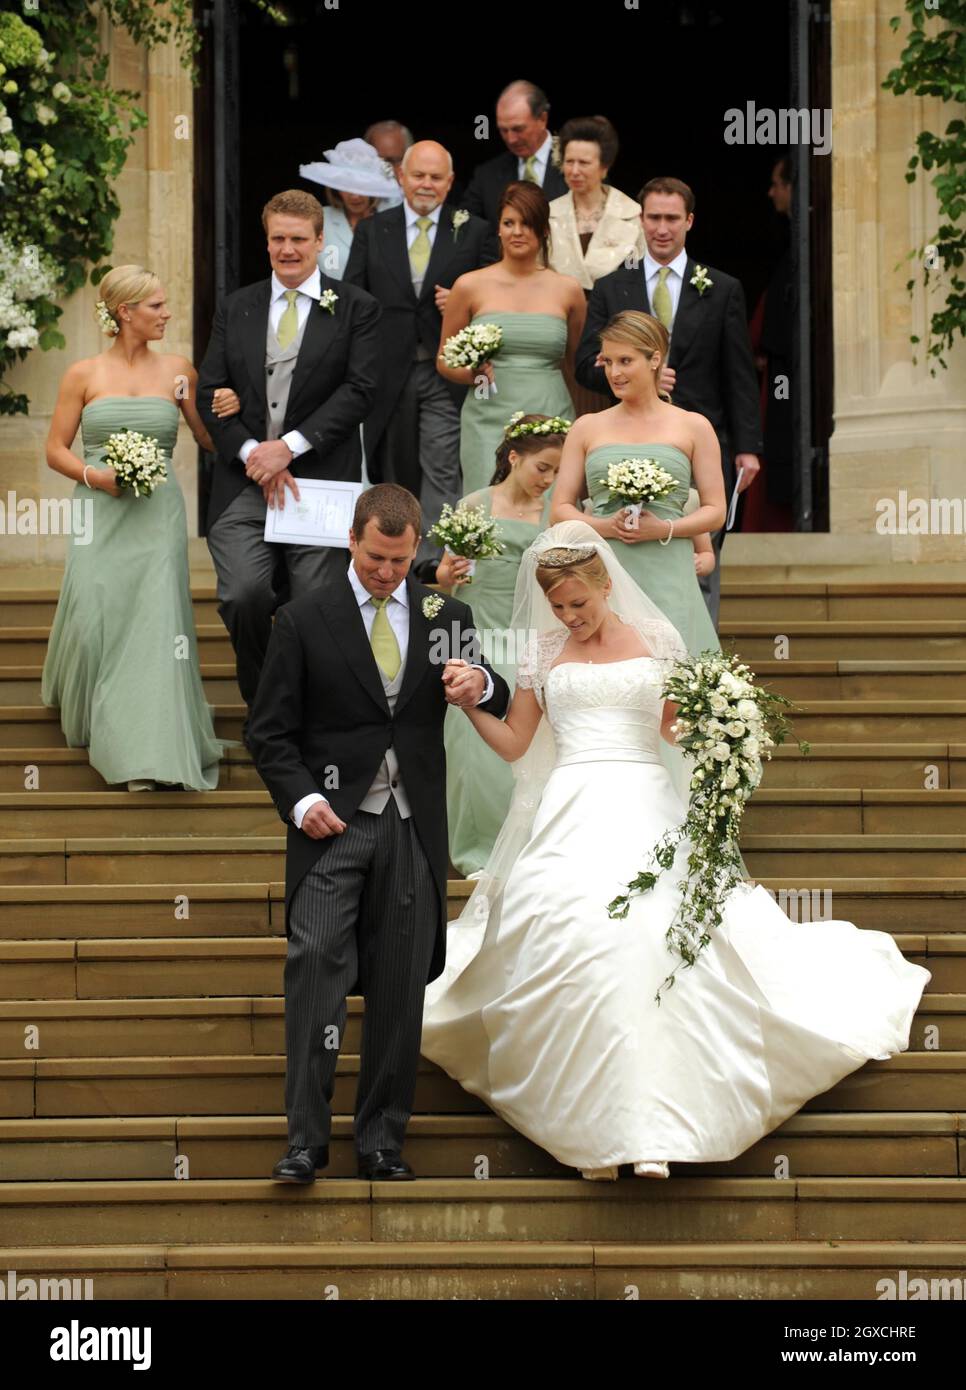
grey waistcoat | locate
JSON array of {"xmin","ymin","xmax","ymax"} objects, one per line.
[{"xmin": 265, "ymin": 303, "xmax": 309, "ymax": 441}]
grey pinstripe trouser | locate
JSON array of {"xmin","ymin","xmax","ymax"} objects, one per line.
[{"xmin": 283, "ymin": 797, "xmax": 438, "ymax": 1154}]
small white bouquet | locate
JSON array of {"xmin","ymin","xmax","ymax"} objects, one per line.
[
  {"xmin": 101, "ymin": 430, "xmax": 167, "ymax": 498},
  {"xmin": 608, "ymin": 650, "xmax": 808, "ymax": 1001},
  {"xmin": 429, "ymin": 502, "xmax": 504, "ymax": 582},
  {"xmin": 606, "ymin": 457, "xmax": 677, "ymax": 531},
  {"xmin": 440, "ymin": 322, "xmax": 503, "ymax": 394}
]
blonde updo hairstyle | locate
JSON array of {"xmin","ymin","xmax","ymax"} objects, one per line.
[
  {"xmin": 96, "ymin": 265, "xmax": 162, "ymax": 332},
  {"xmin": 599, "ymin": 309, "xmax": 672, "ymax": 402},
  {"xmin": 535, "ymin": 544, "xmax": 611, "ymax": 599}
]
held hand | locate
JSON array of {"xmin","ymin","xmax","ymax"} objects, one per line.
[
  {"xmin": 612, "ymin": 508, "xmax": 668, "ymax": 543},
  {"xmin": 263, "ymin": 468, "xmax": 301, "ymax": 511},
  {"xmin": 475, "ymin": 360, "xmax": 495, "ymax": 388},
  {"xmin": 246, "ymin": 439, "xmax": 293, "ymax": 485},
  {"xmin": 212, "ymin": 387, "xmax": 242, "ymax": 418},
  {"xmin": 735, "ymin": 454, "xmax": 760, "ymax": 492},
  {"xmin": 300, "ymin": 801, "xmax": 346, "ymax": 840},
  {"xmin": 443, "ymin": 658, "xmax": 485, "ymax": 707},
  {"xmin": 434, "ymin": 284, "xmax": 451, "ymax": 312},
  {"xmin": 659, "ymin": 366, "xmax": 676, "ymax": 395},
  {"xmin": 435, "ymin": 551, "xmax": 472, "ymax": 588},
  {"xmin": 694, "ymin": 550, "xmax": 716, "ymax": 577},
  {"xmin": 90, "ymin": 466, "xmax": 121, "ymax": 497}
]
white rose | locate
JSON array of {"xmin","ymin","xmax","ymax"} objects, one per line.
[
  {"xmin": 725, "ymin": 721, "xmax": 746, "ymax": 737},
  {"xmin": 3, "ymin": 148, "xmax": 20, "ymax": 167},
  {"xmin": 742, "ymin": 736, "xmax": 760, "ymax": 757},
  {"xmin": 708, "ymin": 694, "xmax": 729, "ymax": 716},
  {"xmin": 52, "ymin": 82, "xmax": 71, "ymax": 103},
  {"xmin": 736, "ymin": 699, "xmax": 758, "ymax": 721},
  {"xmin": 711, "ymin": 741, "xmax": 731, "ymax": 762},
  {"xmin": 35, "ymin": 104, "xmax": 56, "ymax": 125}
]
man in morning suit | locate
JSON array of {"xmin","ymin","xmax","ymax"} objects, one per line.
[
  {"xmin": 575, "ymin": 177, "xmax": 763, "ymax": 625},
  {"xmin": 461, "ymin": 79, "xmax": 568, "ymax": 232}
]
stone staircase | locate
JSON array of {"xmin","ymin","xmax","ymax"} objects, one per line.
[{"xmin": 0, "ymin": 575, "xmax": 964, "ymax": 1299}]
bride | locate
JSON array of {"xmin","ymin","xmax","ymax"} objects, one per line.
[{"xmin": 421, "ymin": 520, "xmax": 930, "ymax": 1180}]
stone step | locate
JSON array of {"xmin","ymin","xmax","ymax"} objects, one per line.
[
  {"xmin": 717, "ymin": 620, "xmax": 966, "ymax": 660},
  {"xmin": 0, "ymin": 666, "xmax": 242, "ymax": 708},
  {"xmin": 4, "ymin": 833, "xmax": 964, "ymax": 886},
  {"xmin": 1, "ymin": 878, "xmax": 963, "ymax": 940},
  {"xmin": 0, "ymin": 706, "xmax": 245, "ymax": 747},
  {"xmin": 0, "ymin": 994, "xmax": 959, "ymax": 1060},
  {"xmin": 0, "ymin": 930, "xmax": 954, "ymax": 1000},
  {"xmin": 2, "ymin": 1051, "xmax": 963, "ymax": 1120},
  {"xmin": 764, "ymin": 743, "xmax": 966, "ymax": 790},
  {"xmin": 2, "ymin": 1237, "xmax": 965, "ymax": 1299},
  {"xmin": 0, "ymin": 1112, "xmax": 960, "ymax": 1182},
  {"xmin": 719, "ymin": 581, "xmax": 966, "ymax": 622},
  {"xmin": 0, "ymin": 791, "xmax": 279, "ymax": 839},
  {"xmin": 0, "ymin": 586, "xmax": 220, "ymax": 628},
  {"xmin": 0, "ymin": 625, "xmax": 235, "ymax": 666},
  {"xmin": 0, "ymin": 788, "xmax": 962, "ymax": 840},
  {"xmin": 751, "ymin": 661, "xmax": 966, "ymax": 701},
  {"xmin": 1, "ymin": 1175, "xmax": 965, "ymax": 1246},
  {"xmin": 0, "ymin": 746, "xmax": 257, "ymax": 793}
]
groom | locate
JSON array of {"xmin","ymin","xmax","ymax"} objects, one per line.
[{"xmin": 247, "ymin": 484, "xmax": 510, "ymax": 1182}]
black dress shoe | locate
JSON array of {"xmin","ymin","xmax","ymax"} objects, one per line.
[
  {"xmin": 272, "ymin": 1144, "xmax": 329, "ymax": 1183},
  {"xmin": 357, "ymin": 1148, "xmax": 415, "ymax": 1181}
]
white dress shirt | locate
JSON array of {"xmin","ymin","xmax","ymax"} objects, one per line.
[
  {"xmin": 290, "ymin": 564, "xmax": 495, "ymax": 828},
  {"xmin": 643, "ymin": 247, "xmax": 689, "ymax": 328},
  {"xmin": 404, "ymin": 199, "xmax": 443, "ymax": 250},
  {"xmin": 237, "ymin": 267, "xmax": 321, "ymax": 465},
  {"xmin": 518, "ymin": 132, "xmax": 553, "ymax": 185}
]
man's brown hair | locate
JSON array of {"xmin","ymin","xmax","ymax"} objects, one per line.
[
  {"xmin": 261, "ymin": 189, "xmax": 325, "ymax": 236},
  {"xmin": 352, "ymin": 484, "xmax": 422, "ymax": 542},
  {"xmin": 636, "ymin": 177, "xmax": 695, "ymax": 216}
]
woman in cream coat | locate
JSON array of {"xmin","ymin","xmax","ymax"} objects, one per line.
[{"xmin": 549, "ymin": 116, "xmax": 644, "ymax": 414}]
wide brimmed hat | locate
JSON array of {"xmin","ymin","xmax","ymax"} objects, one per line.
[{"xmin": 300, "ymin": 138, "xmax": 399, "ymax": 199}]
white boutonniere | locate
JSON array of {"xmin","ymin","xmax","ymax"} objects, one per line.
[
  {"xmin": 318, "ymin": 288, "xmax": 338, "ymax": 314},
  {"xmin": 422, "ymin": 594, "xmax": 444, "ymax": 620},
  {"xmin": 690, "ymin": 264, "xmax": 713, "ymax": 295},
  {"xmin": 550, "ymin": 133, "xmax": 562, "ymax": 170},
  {"xmin": 452, "ymin": 209, "xmax": 470, "ymax": 243}
]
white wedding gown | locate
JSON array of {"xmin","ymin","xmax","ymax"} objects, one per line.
[{"xmin": 421, "ymin": 655, "xmax": 931, "ymax": 1171}]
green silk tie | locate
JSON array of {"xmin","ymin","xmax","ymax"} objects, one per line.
[
  {"xmin": 276, "ymin": 289, "xmax": 299, "ymax": 349},
  {"xmin": 409, "ymin": 217, "xmax": 433, "ymax": 278},
  {"xmin": 652, "ymin": 266, "xmax": 673, "ymax": 329},
  {"xmin": 523, "ymin": 155, "xmax": 539, "ymax": 184},
  {"xmin": 370, "ymin": 596, "xmax": 401, "ymax": 681}
]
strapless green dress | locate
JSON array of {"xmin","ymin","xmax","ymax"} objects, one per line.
[
  {"xmin": 585, "ymin": 443, "xmax": 720, "ymax": 657},
  {"xmin": 445, "ymin": 486, "xmax": 551, "ymax": 875},
  {"xmin": 459, "ymin": 312, "xmax": 574, "ymax": 496},
  {"xmin": 41, "ymin": 396, "xmax": 223, "ymax": 789}
]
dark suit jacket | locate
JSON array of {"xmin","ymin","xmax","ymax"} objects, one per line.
[
  {"xmin": 343, "ymin": 204, "xmax": 497, "ymax": 454},
  {"xmin": 197, "ymin": 273, "xmax": 381, "ymax": 530},
  {"xmin": 462, "ymin": 148, "xmax": 568, "ymax": 229},
  {"xmin": 575, "ymin": 256, "xmax": 764, "ymax": 457},
  {"xmin": 246, "ymin": 570, "xmax": 511, "ymax": 984}
]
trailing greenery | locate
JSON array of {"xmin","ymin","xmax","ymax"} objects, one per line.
[
  {"xmin": 883, "ymin": 0, "xmax": 966, "ymax": 373},
  {"xmin": 0, "ymin": 1, "xmax": 284, "ymax": 415}
]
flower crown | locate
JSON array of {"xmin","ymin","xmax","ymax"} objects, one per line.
[
  {"xmin": 504, "ymin": 411, "xmax": 572, "ymax": 440},
  {"xmin": 94, "ymin": 300, "xmax": 119, "ymax": 336},
  {"xmin": 535, "ymin": 543, "xmax": 598, "ymax": 568}
]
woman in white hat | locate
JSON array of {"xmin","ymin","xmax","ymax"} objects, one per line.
[{"xmin": 300, "ymin": 137, "xmax": 401, "ymax": 279}]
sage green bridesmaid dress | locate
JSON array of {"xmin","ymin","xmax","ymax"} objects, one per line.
[
  {"xmin": 459, "ymin": 312, "xmax": 574, "ymax": 496},
  {"xmin": 585, "ymin": 442, "xmax": 720, "ymax": 657},
  {"xmin": 41, "ymin": 396, "xmax": 223, "ymax": 789},
  {"xmin": 445, "ymin": 486, "xmax": 551, "ymax": 876}
]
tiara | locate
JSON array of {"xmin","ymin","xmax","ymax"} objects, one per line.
[
  {"xmin": 535, "ymin": 544, "xmax": 598, "ymax": 568},
  {"xmin": 504, "ymin": 411, "xmax": 572, "ymax": 440}
]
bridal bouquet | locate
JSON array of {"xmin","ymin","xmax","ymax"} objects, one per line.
[
  {"xmin": 101, "ymin": 430, "xmax": 168, "ymax": 498},
  {"xmin": 606, "ymin": 457, "xmax": 677, "ymax": 531},
  {"xmin": 440, "ymin": 322, "xmax": 503, "ymax": 393},
  {"xmin": 429, "ymin": 502, "xmax": 504, "ymax": 582},
  {"xmin": 607, "ymin": 650, "xmax": 809, "ymax": 1002}
]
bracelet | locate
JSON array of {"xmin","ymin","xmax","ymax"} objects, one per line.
[
  {"xmin": 82, "ymin": 464, "xmax": 94, "ymax": 490},
  {"xmin": 659, "ymin": 519, "xmax": 674, "ymax": 546}
]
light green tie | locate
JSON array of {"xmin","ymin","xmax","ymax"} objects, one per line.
[
  {"xmin": 409, "ymin": 217, "xmax": 433, "ymax": 278},
  {"xmin": 276, "ymin": 289, "xmax": 299, "ymax": 349},
  {"xmin": 370, "ymin": 597, "xmax": 401, "ymax": 681},
  {"xmin": 652, "ymin": 266, "xmax": 673, "ymax": 329},
  {"xmin": 523, "ymin": 155, "xmax": 539, "ymax": 184}
]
